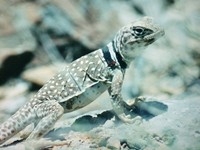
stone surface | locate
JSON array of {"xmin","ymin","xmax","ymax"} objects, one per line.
[
  {"xmin": 0, "ymin": 0, "xmax": 199, "ymax": 149},
  {"xmin": 22, "ymin": 64, "xmax": 62, "ymax": 86}
]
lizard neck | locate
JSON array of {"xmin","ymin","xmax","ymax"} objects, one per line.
[{"xmin": 102, "ymin": 41, "xmax": 127, "ymax": 69}]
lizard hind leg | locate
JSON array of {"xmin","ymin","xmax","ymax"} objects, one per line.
[
  {"xmin": 18, "ymin": 119, "xmax": 39, "ymax": 140},
  {"xmin": 0, "ymin": 104, "xmax": 37, "ymax": 145},
  {"xmin": 27, "ymin": 101, "xmax": 64, "ymax": 140}
]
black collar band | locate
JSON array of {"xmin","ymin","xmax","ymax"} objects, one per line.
[
  {"xmin": 102, "ymin": 45, "xmax": 117, "ymax": 69},
  {"xmin": 112, "ymin": 41, "xmax": 127, "ymax": 69},
  {"xmin": 102, "ymin": 41, "xmax": 127, "ymax": 69}
]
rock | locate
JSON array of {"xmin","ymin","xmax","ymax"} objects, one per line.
[
  {"xmin": 0, "ymin": 50, "xmax": 34, "ymax": 85},
  {"xmin": 107, "ymin": 137, "xmax": 121, "ymax": 150},
  {"xmin": 142, "ymin": 97, "xmax": 200, "ymax": 150},
  {"xmin": 0, "ymin": 1, "xmax": 16, "ymax": 36},
  {"xmin": 0, "ymin": 0, "xmax": 199, "ymax": 149},
  {"xmin": 0, "ymin": 82, "xmax": 29, "ymax": 100},
  {"xmin": 159, "ymin": 76, "xmax": 185, "ymax": 95},
  {"xmin": 22, "ymin": 64, "xmax": 63, "ymax": 86},
  {"xmin": 40, "ymin": 0, "xmax": 122, "ymax": 49}
]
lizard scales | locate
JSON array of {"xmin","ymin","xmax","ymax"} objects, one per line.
[{"xmin": 0, "ymin": 17, "xmax": 164, "ymax": 144}]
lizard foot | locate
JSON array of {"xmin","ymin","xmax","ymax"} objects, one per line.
[
  {"xmin": 127, "ymin": 96, "xmax": 147, "ymax": 106},
  {"xmin": 112, "ymin": 100, "xmax": 143, "ymax": 124},
  {"xmin": 117, "ymin": 114, "xmax": 143, "ymax": 124}
]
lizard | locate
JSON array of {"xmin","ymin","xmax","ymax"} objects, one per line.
[{"xmin": 0, "ymin": 17, "xmax": 164, "ymax": 145}]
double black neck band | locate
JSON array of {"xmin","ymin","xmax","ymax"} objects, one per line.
[
  {"xmin": 102, "ymin": 45, "xmax": 117, "ymax": 69},
  {"xmin": 102, "ymin": 41, "xmax": 127, "ymax": 69},
  {"xmin": 112, "ymin": 41, "xmax": 127, "ymax": 69}
]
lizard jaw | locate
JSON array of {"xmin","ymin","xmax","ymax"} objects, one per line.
[{"xmin": 144, "ymin": 28, "xmax": 165, "ymax": 42}]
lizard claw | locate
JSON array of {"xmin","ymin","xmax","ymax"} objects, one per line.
[
  {"xmin": 127, "ymin": 96, "xmax": 147, "ymax": 107},
  {"xmin": 117, "ymin": 114, "xmax": 142, "ymax": 124},
  {"xmin": 113, "ymin": 96, "xmax": 149, "ymax": 124}
]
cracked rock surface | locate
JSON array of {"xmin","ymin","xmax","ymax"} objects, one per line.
[{"xmin": 0, "ymin": 0, "xmax": 199, "ymax": 149}]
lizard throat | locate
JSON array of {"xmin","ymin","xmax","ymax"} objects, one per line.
[{"xmin": 101, "ymin": 41, "xmax": 127, "ymax": 69}]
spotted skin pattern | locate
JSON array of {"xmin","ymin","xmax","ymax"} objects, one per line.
[{"xmin": 0, "ymin": 17, "xmax": 164, "ymax": 144}]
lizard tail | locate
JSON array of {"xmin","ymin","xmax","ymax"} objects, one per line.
[{"xmin": 0, "ymin": 105, "xmax": 35, "ymax": 145}]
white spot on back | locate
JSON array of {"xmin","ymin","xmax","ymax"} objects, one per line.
[
  {"xmin": 50, "ymin": 86, "xmax": 54, "ymax": 89},
  {"xmin": 47, "ymin": 91, "xmax": 51, "ymax": 94},
  {"xmin": 97, "ymin": 60, "xmax": 101, "ymax": 64},
  {"xmin": 63, "ymin": 92, "xmax": 68, "ymax": 96},
  {"xmin": 42, "ymin": 96, "xmax": 46, "ymax": 99},
  {"xmin": 32, "ymin": 101, "xmax": 36, "ymax": 106}
]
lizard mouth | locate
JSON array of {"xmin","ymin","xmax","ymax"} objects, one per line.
[
  {"xmin": 147, "ymin": 38, "xmax": 155, "ymax": 44},
  {"xmin": 145, "ymin": 29, "xmax": 165, "ymax": 40},
  {"xmin": 144, "ymin": 29, "xmax": 164, "ymax": 45}
]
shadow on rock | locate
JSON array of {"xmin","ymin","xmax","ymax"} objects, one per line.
[
  {"xmin": 46, "ymin": 100, "xmax": 168, "ymax": 141},
  {"xmin": 134, "ymin": 101, "xmax": 168, "ymax": 120}
]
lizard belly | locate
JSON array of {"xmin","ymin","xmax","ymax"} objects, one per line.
[{"xmin": 61, "ymin": 82, "xmax": 110, "ymax": 112}]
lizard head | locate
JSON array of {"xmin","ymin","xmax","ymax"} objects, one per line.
[{"xmin": 113, "ymin": 17, "xmax": 165, "ymax": 64}]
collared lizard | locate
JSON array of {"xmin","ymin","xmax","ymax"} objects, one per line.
[{"xmin": 0, "ymin": 17, "xmax": 164, "ymax": 144}]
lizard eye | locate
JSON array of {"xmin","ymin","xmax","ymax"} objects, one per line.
[
  {"xmin": 133, "ymin": 27, "xmax": 145, "ymax": 36},
  {"xmin": 132, "ymin": 26, "xmax": 153, "ymax": 38}
]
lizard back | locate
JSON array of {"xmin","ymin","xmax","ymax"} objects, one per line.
[{"xmin": 33, "ymin": 49, "xmax": 112, "ymax": 112}]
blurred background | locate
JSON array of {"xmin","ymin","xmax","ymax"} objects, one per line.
[{"xmin": 0, "ymin": 0, "xmax": 199, "ymax": 149}]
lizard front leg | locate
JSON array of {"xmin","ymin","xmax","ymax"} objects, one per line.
[{"xmin": 108, "ymin": 69, "xmax": 141, "ymax": 123}]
